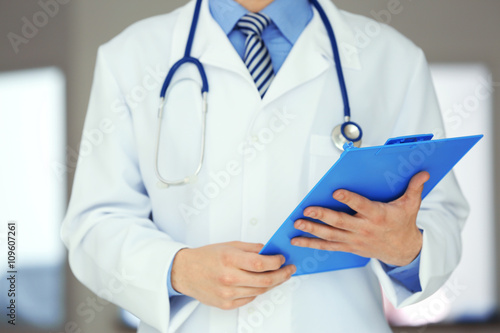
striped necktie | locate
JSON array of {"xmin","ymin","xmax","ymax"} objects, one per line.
[{"xmin": 236, "ymin": 13, "xmax": 275, "ymax": 98}]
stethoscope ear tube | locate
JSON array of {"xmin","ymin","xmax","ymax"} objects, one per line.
[
  {"xmin": 155, "ymin": 91, "xmax": 208, "ymax": 188},
  {"xmin": 155, "ymin": 0, "xmax": 209, "ymax": 187}
]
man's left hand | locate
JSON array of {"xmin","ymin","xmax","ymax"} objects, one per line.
[{"xmin": 291, "ymin": 171, "xmax": 430, "ymax": 267}]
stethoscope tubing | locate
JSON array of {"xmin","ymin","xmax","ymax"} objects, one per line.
[
  {"xmin": 155, "ymin": 0, "xmax": 362, "ymax": 187},
  {"xmin": 309, "ymin": 0, "xmax": 351, "ymax": 119}
]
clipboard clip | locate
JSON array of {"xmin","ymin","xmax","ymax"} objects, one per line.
[
  {"xmin": 384, "ymin": 134, "xmax": 434, "ymax": 145},
  {"xmin": 342, "ymin": 142, "xmax": 355, "ymax": 151},
  {"xmin": 342, "ymin": 134, "xmax": 434, "ymax": 152}
]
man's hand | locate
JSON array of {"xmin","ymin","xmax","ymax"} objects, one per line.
[
  {"xmin": 171, "ymin": 241, "xmax": 296, "ymax": 310},
  {"xmin": 291, "ymin": 171, "xmax": 430, "ymax": 266}
]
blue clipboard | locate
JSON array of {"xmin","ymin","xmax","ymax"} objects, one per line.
[{"xmin": 260, "ymin": 134, "xmax": 483, "ymax": 276}]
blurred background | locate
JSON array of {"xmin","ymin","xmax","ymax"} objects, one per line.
[{"xmin": 0, "ymin": 0, "xmax": 499, "ymax": 332}]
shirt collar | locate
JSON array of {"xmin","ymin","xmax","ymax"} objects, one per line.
[
  {"xmin": 209, "ymin": 0, "xmax": 312, "ymax": 44},
  {"xmin": 209, "ymin": 0, "xmax": 248, "ymax": 35},
  {"xmin": 261, "ymin": 0, "xmax": 312, "ymax": 44}
]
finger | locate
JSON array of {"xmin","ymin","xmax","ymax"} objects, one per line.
[
  {"xmin": 330, "ymin": 189, "xmax": 378, "ymax": 217},
  {"xmin": 219, "ymin": 296, "xmax": 257, "ymax": 310},
  {"xmin": 215, "ymin": 286, "xmax": 269, "ymax": 303},
  {"xmin": 241, "ymin": 264, "xmax": 296, "ymax": 288},
  {"xmin": 291, "ymin": 236, "xmax": 352, "ymax": 253},
  {"xmin": 236, "ymin": 252, "xmax": 286, "ymax": 273},
  {"xmin": 231, "ymin": 286, "xmax": 274, "ymax": 299},
  {"xmin": 230, "ymin": 241, "xmax": 264, "ymax": 253},
  {"xmin": 238, "ymin": 287, "xmax": 271, "ymax": 298},
  {"xmin": 294, "ymin": 219, "xmax": 352, "ymax": 242},
  {"xmin": 299, "ymin": 208, "xmax": 359, "ymax": 232},
  {"xmin": 232, "ymin": 296, "xmax": 256, "ymax": 306},
  {"xmin": 403, "ymin": 171, "xmax": 430, "ymax": 202}
]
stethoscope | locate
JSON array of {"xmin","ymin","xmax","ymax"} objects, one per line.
[{"xmin": 155, "ymin": 0, "xmax": 363, "ymax": 187}]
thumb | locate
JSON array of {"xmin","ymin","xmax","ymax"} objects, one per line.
[
  {"xmin": 404, "ymin": 171, "xmax": 430, "ymax": 202},
  {"xmin": 231, "ymin": 241, "xmax": 265, "ymax": 253}
]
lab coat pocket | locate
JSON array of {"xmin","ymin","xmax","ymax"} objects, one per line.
[{"xmin": 308, "ymin": 134, "xmax": 341, "ymax": 190}]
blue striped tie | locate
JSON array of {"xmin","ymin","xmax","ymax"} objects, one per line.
[{"xmin": 237, "ymin": 13, "xmax": 275, "ymax": 98}]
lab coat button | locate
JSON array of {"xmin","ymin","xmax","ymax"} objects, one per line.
[{"xmin": 249, "ymin": 218, "xmax": 258, "ymax": 226}]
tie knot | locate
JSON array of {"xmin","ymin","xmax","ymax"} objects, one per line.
[{"xmin": 236, "ymin": 12, "xmax": 271, "ymax": 37}]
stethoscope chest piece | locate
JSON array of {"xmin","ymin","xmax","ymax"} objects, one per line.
[{"xmin": 331, "ymin": 118, "xmax": 363, "ymax": 151}]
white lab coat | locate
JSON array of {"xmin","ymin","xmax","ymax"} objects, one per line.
[{"xmin": 61, "ymin": 0, "xmax": 469, "ymax": 332}]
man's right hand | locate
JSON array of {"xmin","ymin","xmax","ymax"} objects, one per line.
[{"xmin": 171, "ymin": 241, "xmax": 296, "ymax": 310}]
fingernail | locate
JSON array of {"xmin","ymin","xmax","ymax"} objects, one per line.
[
  {"xmin": 291, "ymin": 239, "xmax": 299, "ymax": 246},
  {"xmin": 280, "ymin": 256, "xmax": 286, "ymax": 265},
  {"xmin": 295, "ymin": 220, "xmax": 305, "ymax": 230},
  {"xmin": 304, "ymin": 209, "xmax": 316, "ymax": 218},
  {"xmin": 334, "ymin": 191, "xmax": 344, "ymax": 201}
]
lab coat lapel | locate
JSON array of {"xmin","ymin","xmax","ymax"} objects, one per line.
[
  {"xmin": 262, "ymin": 0, "xmax": 362, "ymax": 106},
  {"xmin": 173, "ymin": 0, "xmax": 256, "ymax": 87},
  {"xmin": 169, "ymin": 0, "xmax": 362, "ymax": 104}
]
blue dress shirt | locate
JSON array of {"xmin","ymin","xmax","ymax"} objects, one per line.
[
  {"xmin": 167, "ymin": 0, "xmax": 422, "ymax": 297},
  {"xmin": 210, "ymin": 0, "xmax": 312, "ymax": 73}
]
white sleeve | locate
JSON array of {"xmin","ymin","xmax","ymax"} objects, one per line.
[
  {"xmin": 369, "ymin": 49, "xmax": 470, "ymax": 307},
  {"xmin": 61, "ymin": 46, "xmax": 196, "ymax": 332}
]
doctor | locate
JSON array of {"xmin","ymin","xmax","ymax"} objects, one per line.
[{"xmin": 62, "ymin": 0, "xmax": 468, "ymax": 332}]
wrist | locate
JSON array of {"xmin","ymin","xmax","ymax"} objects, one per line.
[
  {"xmin": 171, "ymin": 248, "xmax": 191, "ymax": 295},
  {"xmin": 383, "ymin": 227, "xmax": 423, "ymax": 267},
  {"xmin": 399, "ymin": 227, "xmax": 423, "ymax": 266}
]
